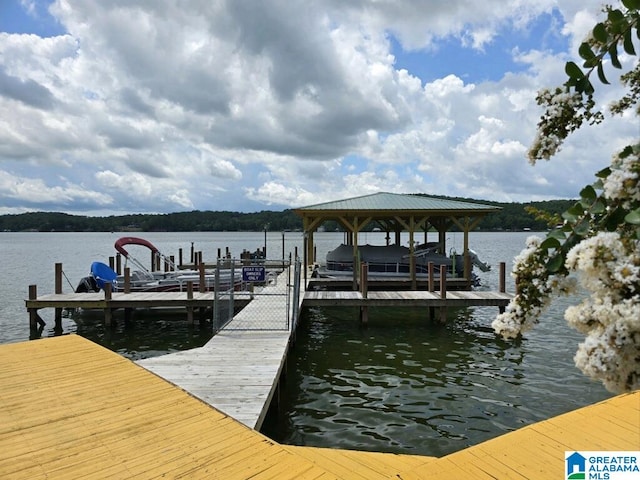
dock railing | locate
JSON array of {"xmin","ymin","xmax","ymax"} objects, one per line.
[{"xmin": 213, "ymin": 257, "xmax": 301, "ymax": 332}]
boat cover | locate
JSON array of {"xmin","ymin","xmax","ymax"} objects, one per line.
[{"xmin": 90, "ymin": 262, "xmax": 118, "ymax": 289}]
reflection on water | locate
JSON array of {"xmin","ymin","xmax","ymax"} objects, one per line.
[
  {"xmin": 262, "ymin": 305, "xmax": 609, "ymax": 457},
  {"xmin": 68, "ymin": 309, "xmax": 215, "ymax": 361}
]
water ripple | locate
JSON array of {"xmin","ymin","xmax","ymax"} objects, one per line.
[{"xmin": 263, "ymin": 303, "xmax": 611, "ymax": 457}]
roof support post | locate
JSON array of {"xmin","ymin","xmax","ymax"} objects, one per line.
[
  {"xmin": 352, "ymin": 223, "xmax": 359, "ymax": 291},
  {"xmin": 450, "ymin": 216, "xmax": 483, "ymax": 288},
  {"xmin": 308, "ymin": 230, "xmax": 315, "ymax": 264},
  {"xmin": 302, "ymin": 217, "xmax": 315, "ymax": 273},
  {"xmin": 408, "ymin": 217, "xmax": 416, "ymax": 290}
]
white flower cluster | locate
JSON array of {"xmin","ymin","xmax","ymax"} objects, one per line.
[
  {"xmin": 564, "ymin": 232, "xmax": 640, "ymax": 392},
  {"xmin": 570, "ymin": 300, "xmax": 640, "ymax": 392},
  {"xmin": 602, "ymin": 149, "xmax": 640, "ymax": 209},
  {"xmin": 565, "ymin": 232, "xmax": 639, "ymax": 296},
  {"xmin": 493, "ymin": 230, "xmax": 639, "ymax": 392},
  {"xmin": 491, "ymin": 236, "xmax": 572, "ymax": 339},
  {"xmin": 528, "ymin": 88, "xmax": 584, "ymax": 164}
]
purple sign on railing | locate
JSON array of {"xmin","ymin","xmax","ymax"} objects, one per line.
[{"xmin": 242, "ymin": 266, "xmax": 266, "ymax": 282}]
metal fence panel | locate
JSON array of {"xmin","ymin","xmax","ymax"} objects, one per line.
[{"xmin": 213, "ymin": 259, "xmax": 295, "ymax": 331}]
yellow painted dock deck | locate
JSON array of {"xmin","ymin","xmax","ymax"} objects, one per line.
[{"xmin": 1, "ymin": 335, "xmax": 638, "ymax": 479}]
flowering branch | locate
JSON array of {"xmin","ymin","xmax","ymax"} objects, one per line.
[
  {"xmin": 494, "ymin": 1, "xmax": 640, "ymax": 393},
  {"xmin": 528, "ymin": 2, "xmax": 639, "ymax": 163}
]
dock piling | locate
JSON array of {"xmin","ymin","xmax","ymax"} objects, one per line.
[
  {"xmin": 359, "ymin": 263, "xmax": 368, "ymax": 325},
  {"xmin": 54, "ymin": 263, "xmax": 63, "ymax": 332},
  {"xmin": 499, "ymin": 262, "xmax": 507, "ymax": 313},
  {"xmin": 28, "ymin": 285, "xmax": 46, "ymax": 330},
  {"xmin": 104, "ymin": 283, "xmax": 113, "ymax": 327},
  {"xmin": 439, "ymin": 265, "xmax": 447, "ymax": 323},
  {"xmin": 428, "ymin": 262, "xmax": 435, "ymax": 321},
  {"xmin": 124, "ymin": 267, "xmax": 131, "ymax": 293},
  {"xmin": 187, "ymin": 281, "xmax": 194, "ymax": 325}
]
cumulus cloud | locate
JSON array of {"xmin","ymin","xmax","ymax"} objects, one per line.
[{"xmin": 0, "ymin": 0, "xmax": 632, "ymax": 214}]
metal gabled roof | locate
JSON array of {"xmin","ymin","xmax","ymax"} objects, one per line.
[{"xmin": 295, "ymin": 192, "xmax": 499, "ymax": 214}]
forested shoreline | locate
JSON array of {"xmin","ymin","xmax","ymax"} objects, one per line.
[{"xmin": 0, "ymin": 197, "xmax": 575, "ymax": 233}]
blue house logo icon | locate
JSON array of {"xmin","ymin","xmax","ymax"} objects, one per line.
[{"xmin": 566, "ymin": 452, "xmax": 586, "ymax": 479}]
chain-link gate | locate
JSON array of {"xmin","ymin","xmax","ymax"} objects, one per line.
[{"xmin": 212, "ymin": 258, "xmax": 300, "ymax": 331}]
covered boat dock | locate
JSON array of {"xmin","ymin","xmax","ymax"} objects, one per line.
[{"xmin": 294, "ymin": 192, "xmax": 500, "ymax": 289}]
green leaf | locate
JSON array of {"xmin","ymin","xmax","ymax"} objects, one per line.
[
  {"xmin": 580, "ymin": 185, "xmax": 597, "ymax": 202},
  {"xmin": 565, "ymin": 61, "xmax": 585, "ymax": 79},
  {"xmin": 548, "ymin": 229, "xmax": 567, "ymax": 241},
  {"xmin": 605, "ymin": 207, "xmax": 628, "ymax": 230},
  {"xmin": 624, "ymin": 28, "xmax": 637, "ymax": 55},
  {"xmin": 546, "ymin": 253, "xmax": 565, "ymax": 273},
  {"xmin": 573, "ymin": 219, "xmax": 590, "ymax": 236},
  {"xmin": 608, "ymin": 44, "xmax": 622, "ymax": 69},
  {"xmin": 579, "ymin": 42, "xmax": 596, "ymax": 61},
  {"xmin": 562, "ymin": 211, "xmax": 578, "ymax": 223},
  {"xmin": 564, "ymin": 76, "xmax": 577, "ymax": 89},
  {"xmin": 593, "ymin": 178, "xmax": 604, "ymax": 190},
  {"xmin": 608, "ymin": 9, "xmax": 625, "ymax": 27},
  {"xmin": 625, "ymin": 208, "xmax": 640, "ymax": 225},
  {"xmin": 576, "ymin": 77, "xmax": 594, "ymax": 95},
  {"xmin": 596, "ymin": 166, "xmax": 612, "ymax": 178},
  {"xmin": 619, "ymin": 145, "xmax": 635, "ymax": 158},
  {"xmin": 591, "ymin": 198, "xmax": 606, "ymax": 215},
  {"xmin": 540, "ymin": 236, "xmax": 562, "ymax": 251},
  {"xmin": 597, "ymin": 62, "xmax": 610, "ymax": 84},
  {"xmin": 593, "ymin": 23, "xmax": 608, "ymax": 43},
  {"xmin": 567, "ymin": 202, "xmax": 585, "ymax": 216},
  {"xmin": 622, "ymin": 0, "xmax": 640, "ymax": 9}
]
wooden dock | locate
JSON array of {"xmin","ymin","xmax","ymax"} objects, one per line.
[
  {"xmin": 0, "ymin": 334, "xmax": 637, "ymax": 479},
  {"xmin": 303, "ymin": 290, "xmax": 513, "ymax": 308},
  {"xmin": 137, "ymin": 269, "xmax": 298, "ymax": 429},
  {"xmin": 26, "ymin": 260, "xmax": 512, "ymax": 325},
  {"xmin": 25, "ymin": 289, "xmax": 512, "ymax": 320},
  {"xmin": 25, "ymin": 290, "xmax": 253, "ymax": 327},
  {"xmin": 137, "ymin": 331, "xmax": 291, "ymax": 429}
]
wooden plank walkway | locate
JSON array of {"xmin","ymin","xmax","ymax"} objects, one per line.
[
  {"xmin": 1, "ymin": 334, "xmax": 638, "ymax": 479},
  {"xmin": 137, "ymin": 331, "xmax": 290, "ymax": 429},
  {"xmin": 137, "ymin": 270, "xmax": 296, "ymax": 429},
  {"xmin": 303, "ymin": 290, "xmax": 513, "ymax": 308},
  {"xmin": 25, "ymin": 290, "xmax": 258, "ymax": 312},
  {"xmin": 26, "ymin": 291, "xmax": 227, "ymax": 309}
]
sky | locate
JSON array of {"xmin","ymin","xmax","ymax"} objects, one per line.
[{"xmin": 0, "ymin": 0, "xmax": 637, "ymax": 215}]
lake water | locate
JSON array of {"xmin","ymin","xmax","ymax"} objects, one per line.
[{"xmin": 0, "ymin": 231, "xmax": 611, "ymax": 456}]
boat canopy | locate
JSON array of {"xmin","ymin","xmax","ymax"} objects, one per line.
[
  {"xmin": 114, "ymin": 237, "xmax": 160, "ymax": 258},
  {"xmin": 114, "ymin": 236, "xmax": 176, "ymax": 273}
]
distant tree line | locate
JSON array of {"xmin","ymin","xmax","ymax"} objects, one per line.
[{"xmin": 0, "ymin": 197, "xmax": 575, "ymax": 233}]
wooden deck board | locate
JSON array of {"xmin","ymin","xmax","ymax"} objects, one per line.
[
  {"xmin": 286, "ymin": 446, "xmax": 437, "ymax": 480},
  {"xmin": 0, "ymin": 335, "xmax": 339, "ymax": 480},
  {"xmin": 1, "ymin": 333, "xmax": 638, "ymax": 478},
  {"xmin": 302, "ymin": 289, "xmax": 513, "ymax": 308},
  {"xmin": 137, "ymin": 270, "xmax": 295, "ymax": 430}
]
